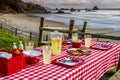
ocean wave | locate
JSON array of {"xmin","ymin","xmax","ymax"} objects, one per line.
[{"xmin": 34, "ymin": 10, "xmax": 120, "ymax": 29}]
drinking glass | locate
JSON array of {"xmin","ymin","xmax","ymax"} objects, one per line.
[
  {"xmin": 85, "ymin": 35, "xmax": 92, "ymax": 48},
  {"xmin": 25, "ymin": 41, "xmax": 34, "ymax": 51},
  {"xmin": 72, "ymin": 33, "xmax": 78, "ymax": 42},
  {"xmin": 43, "ymin": 45, "xmax": 51, "ymax": 64}
]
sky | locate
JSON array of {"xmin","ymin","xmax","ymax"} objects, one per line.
[{"xmin": 22, "ymin": 0, "xmax": 120, "ymax": 9}]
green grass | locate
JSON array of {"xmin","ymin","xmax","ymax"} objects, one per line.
[
  {"xmin": 107, "ymin": 68, "xmax": 117, "ymax": 73},
  {"xmin": 0, "ymin": 30, "xmax": 38, "ymax": 50}
]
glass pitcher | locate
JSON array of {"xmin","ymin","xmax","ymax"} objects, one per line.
[{"xmin": 51, "ymin": 31, "xmax": 62, "ymax": 55}]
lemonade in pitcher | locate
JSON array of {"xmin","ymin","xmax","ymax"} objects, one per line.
[
  {"xmin": 51, "ymin": 31, "xmax": 62, "ymax": 55},
  {"xmin": 51, "ymin": 38, "xmax": 62, "ymax": 55}
]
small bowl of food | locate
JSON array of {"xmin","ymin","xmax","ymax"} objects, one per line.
[
  {"xmin": 24, "ymin": 50, "xmax": 41, "ymax": 64},
  {"xmin": 67, "ymin": 48, "xmax": 83, "ymax": 55}
]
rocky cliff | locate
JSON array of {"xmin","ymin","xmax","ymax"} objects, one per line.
[{"xmin": 0, "ymin": 0, "xmax": 47, "ymax": 13}]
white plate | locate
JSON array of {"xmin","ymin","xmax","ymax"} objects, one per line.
[{"xmin": 67, "ymin": 48, "xmax": 91, "ymax": 55}]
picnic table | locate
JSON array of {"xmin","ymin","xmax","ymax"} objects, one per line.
[{"xmin": 0, "ymin": 41, "xmax": 120, "ymax": 80}]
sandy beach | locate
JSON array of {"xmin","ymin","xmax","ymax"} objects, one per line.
[{"xmin": 0, "ymin": 13, "xmax": 120, "ymax": 44}]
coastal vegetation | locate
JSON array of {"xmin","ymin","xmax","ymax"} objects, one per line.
[
  {"xmin": 0, "ymin": 0, "xmax": 47, "ymax": 13},
  {"xmin": 0, "ymin": 30, "xmax": 37, "ymax": 50}
]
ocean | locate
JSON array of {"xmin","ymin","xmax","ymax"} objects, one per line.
[{"xmin": 34, "ymin": 10, "xmax": 120, "ymax": 30}]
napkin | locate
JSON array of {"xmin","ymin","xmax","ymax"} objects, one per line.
[
  {"xmin": 0, "ymin": 52, "xmax": 12, "ymax": 59},
  {"xmin": 24, "ymin": 50, "xmax": 41, "ymax": 57}
]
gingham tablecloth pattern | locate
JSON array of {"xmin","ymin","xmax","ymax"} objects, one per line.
[{"xmin": 0, "ymin": 42, "xmax": 120, "ymax": 80}]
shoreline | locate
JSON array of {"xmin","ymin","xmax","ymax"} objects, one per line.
[
  {"xmin": 0, "ymin": 13, "xmax": 120, "ymax": 44},
  {"xmin": 27, "ymin": 14, "xmax": 119, "ymax": 33},
  {"xmin": 0, "ymin": 13, "xmax": 115, "ymax": 31},
  {"xmin": 27, "ymin": 14, "xmax": 116, "ymax": 30}
]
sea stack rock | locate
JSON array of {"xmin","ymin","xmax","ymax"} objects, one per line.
[
  {"xmin": 56, "ymin": 10, "xmax": 65, "ymax": 14},
  {"xmin": 92, "ymin": 6, "xmax": 99, "ymax": 10}
]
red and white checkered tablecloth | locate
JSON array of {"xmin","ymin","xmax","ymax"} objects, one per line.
[{"xmin": 0, "ymin": 41, "xmax": 120, "ymax": 80}]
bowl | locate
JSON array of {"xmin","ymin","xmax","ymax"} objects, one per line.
[
  {"xmin": 26, "ymin": 55, "xmax": 40, "ymax": 64},
  {"xmin": 72, "ymin": 42, "xmax": 81, "ymax": 48},
  {"xmin": 24, "ymin": 50, "xmax": 41, "ymax": 64}
]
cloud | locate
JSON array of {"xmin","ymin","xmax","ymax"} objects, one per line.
[
  {"xmin": 88, "ymin": 0, "xmax": 103, "ymax": 5},
  {"xmin": 88, "ymin": 0, "xmax": 120, "ymax": 8},
  {"xmin": 22, "ymin": 0, "xmax": 120, "ymax": 8}
]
